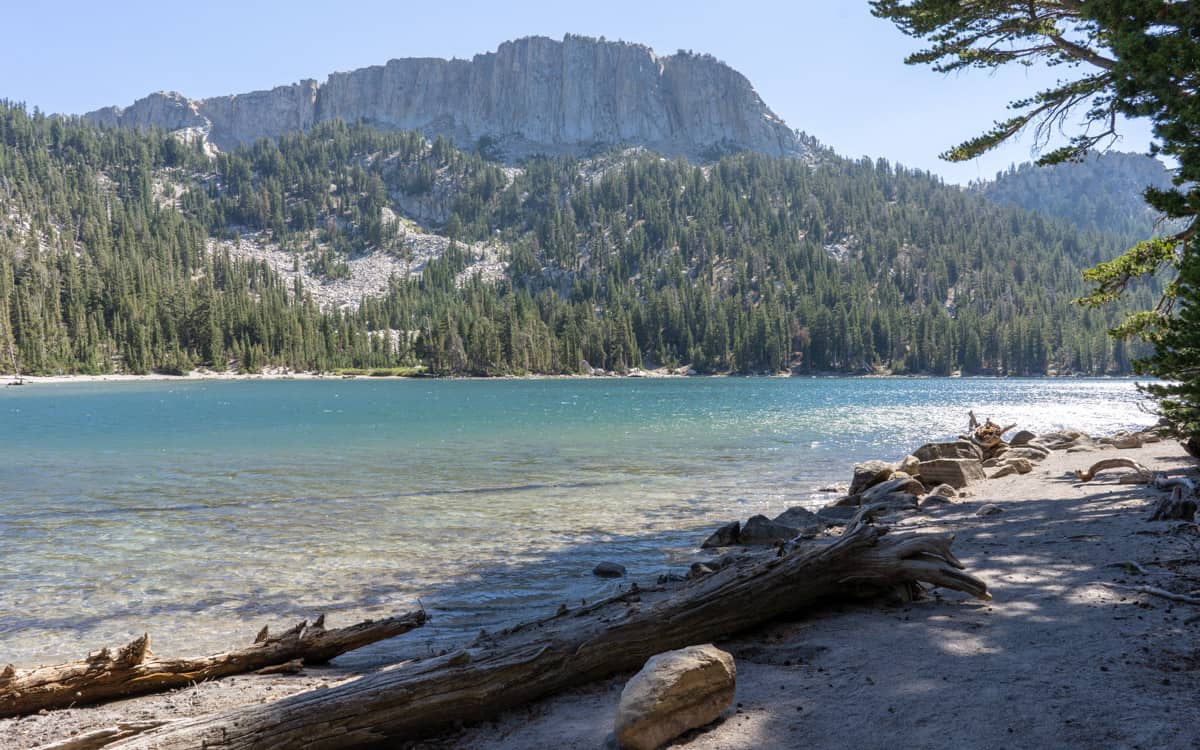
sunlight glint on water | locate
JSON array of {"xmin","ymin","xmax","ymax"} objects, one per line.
[{"xmin": 0, "ymin": 378, "xmax": 1153, "ymax": 666}]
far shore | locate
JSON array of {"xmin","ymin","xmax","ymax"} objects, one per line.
[{"xmin": 4, "ymin": 368, "xmax": 1154, "ymax": 386}]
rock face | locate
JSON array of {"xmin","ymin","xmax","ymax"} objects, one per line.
[
  {"xmin": 615, "ymin": 644, "xmax": 736, "ymax": 750},
  {"xmin": 84, "ymin": 35, "xmax": 801, "ymax": 160},
  {"xmin": 917, "ymin": 458, "xmax": 986, "ymax": 489}
]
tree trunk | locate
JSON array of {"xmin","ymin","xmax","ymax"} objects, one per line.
[
  {"xmin": 1, "ymin": 611, "xmax": 426, "ymax": 718},
  {"xmin": 104, "ymin": 522, "xmax": 987, "ymax": 749}
]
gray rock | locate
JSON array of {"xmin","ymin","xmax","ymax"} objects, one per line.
[
  {"xmin": 1003, "ymin": 457, "xmax": 1033, "ymax": 474},
  {"xmin": 976, "ymin": 503, "xmax": 1003, "ymax": 517},
  {"xmin": 593, "ymin": 561, "xmax": 627, "ymax": 578},
  {"xmin": 739, "ymin": 514, "xmax": 798, "ymax": 545},
  {"xmin": 815, "ymin": 505, "xmax": 858, "ymax": 525},
  {"xmin": 773, "ymin": 506, "xmax": 827, "ymax": 533},
  {"xmin": 85, "ymin": 36, "xmax": 804, "ymax": 161},
  {"xmin": 701, "ymin": 521, "xmax": 740, "ymax": 549},
  {"xmin": 1009, "ymin": 430, "xmax": 1037, "ymax": 446},
  {"xmin": 865, "ymin": 492, "xmax": 920, "ymax": 513},
  {"xmin": 849, "ymin": 460, "xmax": 896, "ymax": 495},
  {"xmin": 930, "ymin": 484, "xmax": 958, "ymax": 498},
  {"xmin": 988, "ymin": 464, "xmax": 1019, "ymax": 479},
  {"xmin": 898, "ymin": 454, "xmax": 921, "ymax": 476},
  {"xmin": 916, "ymin": 458, "xmax": 986, "ymax": 489},
  {"xmin": 1006, "ymin": 446, "xmax": 1049, "ymax": 462},
  {"xmin": 913, "ymin": 441, "xmax": 983, "ymax": 463},
  {"xmin": 861, "ymin": 475, "xmax": 926, "ymax": 504},
  {"xmin": 920, "ymin": 494, "xmax": 954, "ymax": 509},
  {"xmin": 615, "ymin": 644, "xmax": 736, "ymax": 750}
]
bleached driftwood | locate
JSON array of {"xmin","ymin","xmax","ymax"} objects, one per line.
[
  {"xmin": 1073, "ymin": 457, "xmax": 1153, "ymax": 484},
  {"xmin": 94, "ymin": 520, "xmax": 987, "ymax": 749},
  {"xmin": 0, "ymin": 611, "xmax": 426, "ymax": 718}
]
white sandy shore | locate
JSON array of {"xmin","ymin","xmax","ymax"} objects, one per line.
[{"xmin": 4, "ymin": 442, "xmax": 1198, "ymax": 749}]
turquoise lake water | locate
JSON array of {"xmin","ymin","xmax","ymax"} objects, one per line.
[{"xmin": 0, "ymin": 378, "xmax": 1156, "ymax": 667}]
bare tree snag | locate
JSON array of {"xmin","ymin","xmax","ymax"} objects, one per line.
[
  {"xmin": 0, "ymin": 610, "xmax": 426, "ymax": 718},
  {"xmin": 1073, "ymin": 457, "xmax": 1152, "ymax": 483},
  {"xmin": 103, "ymin": 522, "xmax": 987, "ymax": 750},
  {"xmin": 1150, "ymin": 486, "xmax": 1198, "ymax": 521}
]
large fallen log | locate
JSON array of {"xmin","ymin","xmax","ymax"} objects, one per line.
[
  {"xmin": 103, "ymin": 520, "xmax": 987, "ymax": 749},
  {"xmin": 1073, "ymin": 457, "xmax": 1153, "ymax": 483},
  {"xmin": 0, "ymin": 610, "xmax": 426, "ymax": 718}
]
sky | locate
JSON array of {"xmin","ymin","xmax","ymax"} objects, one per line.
[{"xmin": 1, "ymin": 0, "xmax": 1158, "ymax": 184}]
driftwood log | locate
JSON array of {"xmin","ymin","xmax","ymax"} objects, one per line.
[
  {"xmin": 99, "ymin": 520, "xmax": 987, "ymax": 749},
  {"xmin": 0, "ymin": 610, "xmax": 426, "ymax": 718},
  {"xmin": 1073, "ymin": 457, "xmax": 1153, "ymax": 483}
]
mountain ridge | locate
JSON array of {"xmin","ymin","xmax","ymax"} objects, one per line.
[{"xmin": 83, "ymin": 35, "xmax": 801, "ymax": 161}]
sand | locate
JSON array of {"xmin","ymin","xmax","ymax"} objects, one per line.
[{"xmin": 4, "ymin": 441, "xmax": 1198, "ymax": 749}]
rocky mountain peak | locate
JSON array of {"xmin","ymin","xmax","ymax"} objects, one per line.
[{"xmin": 82, "ymin": 35, "xmax": 801, "ymax": 160}]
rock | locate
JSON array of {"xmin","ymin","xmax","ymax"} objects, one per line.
[
  {"xmin": 1004, "ymin": 457, "xmax": 1033, "ymax": 474},
  {"xmin": 687, "ymin": 562, "xmax": 716, "ymax": 579},
  {"xmin": 832, "ymin": 494, "xmax": 863, "ymax": 507},
  {"xmin": 866, "ymin": 492, "xmax": 920, "ymax": 513},
  {"xmin": 593, "ymin": 561, "xmax": 627, "ymax": 578},
  {"xmin": 657, "ymin": 572, "xmax": 686, "ymax": 584},
  {"xmin": 849, "ymin": 460, "xmax": 896, "ymax": 495},
  {"xmin": 615, "ymin": 644, "xmax": 736, "ymax": 750},
  {"xmin": 982, "ymin": 457, "xmax": 1003, "ymax": 468},
  {"xmin": 701, "ymin": 521, "xmax": 740, "ymax": 549},
  {"xmin": 976, "ymin": 503, "xmax": 1003, "ymax": 517},
  {"xmin": 1006, "ymin": 446, "xmax": 1049, "ymax": 461},
  {"xmin": 815, "ymin": 505, "xmax": 858, "ymax": 525},
  {"xmin": 773, "ymin": 506, "xmax": 827, "ymax": 532},
  {"xmin": 1109, "ymin": 434, "xmax": 1143, "ymax": 449},
  {"xmin": 920, "ymin": 494, "xmax": 954, "ymax": 509},
  {"xmin": 1009, "ymin": 430, "xmax": 1037, "ymax": 446},
  {"xmin": 988, "ymin": 465, "xmax": 1018, "ymax": 479},
  {"xmin": 913, "ymin": 441, "xmax": 983, "ymax": 463},
  {"xmin": 86, "ymin": 36, "xmax": 804, "ymax": 161},
  {"xmin": 1067, "ymin": 445, "xmax": 1096, "ymax": 453},
  {"xmin": 1140, "ymin": 432, "xmax": 1162, "ymax": 444},
  {"xmin": 898, "ymin": 454, "xmax": 921, "ymax": 476},
  {"xmin": 915, "ymin": 458, "xmax": 986, "ymax": 489},
  {"xmin": 738, "ymin": 515, "xmax": 798, "ymax": 545},
  {"xmin": 861, "ymin": 475, "xmax": 926, "ymax": 504},
  {"xmin": 930, "ymin": 484, "xmax": 958, "ymax": 498}
]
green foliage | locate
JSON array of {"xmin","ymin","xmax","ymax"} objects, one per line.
[
  {"xmin": 0, "ymin": 102, "xmax": 1155, "ymax": 379},
  {"xmin": 874, "ymin": 0, "xmax": 1200, "ymax": 442}
]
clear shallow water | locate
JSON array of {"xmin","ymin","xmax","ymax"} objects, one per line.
[{"xmin": 0, "ymin": 378, "xmax": 1155, "ymax": 667}]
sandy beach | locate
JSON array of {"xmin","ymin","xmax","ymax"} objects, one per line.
[{"xmin": 4, "ymin": 439, "xmax": 1197, "ymax": 749}]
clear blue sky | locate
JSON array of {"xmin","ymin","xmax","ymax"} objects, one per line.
[{"xmin": 2, "ymin": 0, "xmax": 1156, "ymax": 184}]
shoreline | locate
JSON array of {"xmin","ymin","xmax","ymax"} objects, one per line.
[
  {"xmin": 4, "ymin": 370, "xmax": 1156, "ymax": 386},
  {"xmin": 4, "ymin": 429, "xmax": 1197, "ymax": 748}
]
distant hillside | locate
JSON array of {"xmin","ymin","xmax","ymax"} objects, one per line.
[
  {"xmin": 976, "ymin": 152, "xmax": 1175, "ymax": 240},
  {"xmin": 0, "ymin": 104, "xmax": 1154, "ymax": 377}
]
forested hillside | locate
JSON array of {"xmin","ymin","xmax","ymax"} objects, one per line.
[
  {"xmin": 0, "ymin": 103, "xmax": 1154, "ymax": 376},
  {"xmin": 978, "ymin": 152, "xmax": 1175, "ymax": 240}
]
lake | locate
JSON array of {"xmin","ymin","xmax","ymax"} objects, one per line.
[{"xmin": 0, "ymin": 377, "xmax": 1155, "ymax": 667}]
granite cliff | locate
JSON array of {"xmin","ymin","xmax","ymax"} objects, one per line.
[{"xmin": 84, "ymin": 35, "xmax": 800, "ymax": 159}]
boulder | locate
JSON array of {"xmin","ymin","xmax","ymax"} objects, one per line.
[
  {"xmin": 1006, "ymin": 446, "xmax": 1048, "ymax": 462},
  {"xmin": 831, "ymin": 494, "xmax": 863, "ymax": 507},
  {"xmin": 615, "ymin": 644, "xmax": 736, "ymax": 750},
  {"xmin": 815, "ymin": 504, "xmax": 858, "ymax": 525},
  {"xmin": 915, "ymin": 458, "xmax": 986, "ymax": 489},
  {"xmin": 773, "ymin": 506, "xmax": 826, "ymax": 531},
  {"xmin": 1009, "ymin": 430, "xmax": 1037, "ymax": 446},
  {"xmin": 920, "ymin": 494, "xmax": 954, "ymax": 509},
  {"xmin": 988, "ymin": 464, "xmax": 1018, "ymax": 479},
  {"xmin": 865, "ymin": 492, "xmax": 920, "ymax": 513},
  {"xmin": 929, "ymin": 484, "xmax": 958, "ymax": 498},
  {"xmin": 701, "ymin": 521, "xmax": 740, "ymax": 549},
  {"xmin": 976, "ymin": 504, "xmax": 1003, "ymax": 517},
  {"xmin": 898, "ymin": 454, "xmax": 921, "ymax": 476},
  {"xmin": 593, "ymin": 561, "xmax": 627, "ymax": 578},
  {"xmin": 739, "ymin": 515, "xmax": 797, "ymax": 545},
  {"xmin": 1004, "ymin": 457, "xmax": 1033, "ymax": 474},
  {"xmin": 861, "ymin": 475, "xmax": 926, "ymax": 504},
  {"xmin": 913, "ymin": 440, "xmax": 984, "ymax": 462},
  {"xmin": 1108, "ymin": 434, "xmax": 1143, "ymax": 449},
  {"xmin": 849, "ymin": 460, "xmax": 895, "ymax": 495}
]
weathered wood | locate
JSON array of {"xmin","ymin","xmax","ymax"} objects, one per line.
[
  {"xmin": 34, "ymin": 722, "xmax": 165, "ymax": 750},
  {"xmin": 0, "ymin": 610, "xmax": 426, "ymax": 718},
  {"xmin": 105, "ymin": 521, "xmax": 987, "ymax": 749},
  {"xmin": 1073, "ymin": 457, "xmax": 1152, "ymax": 483},
  {"xmin": 1149, "ymin": 486, "xmax": 1198, "ymax": 521}
]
